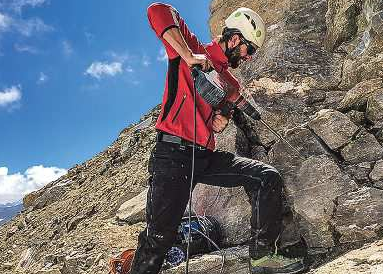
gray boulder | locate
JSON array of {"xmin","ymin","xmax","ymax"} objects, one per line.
[
  {"xmin": 370, "ymin": 160, "xmax": 383, "ymax": 182},
  {"xmin": 366, "ymin": 89, "xmax": 383, "ymax": 125},
  {"xmin": 116, "ymin": 188, "xmax": 148, "ymax": 224},
  {"xmin": 325, "ymin": 0, "xmax": 360, "ymax": 51},
  {"xmin": 308, "ymin": 109, "xmax": 359, "ymax": 150},
  {"xmin": 344, "ymin": 162, "xmax": 372, "ymax": 183},
  {"xmin": 162, "ymin": 246, "xmax": 248, "ymax": 274},
  {"xmin": 292, "ymin": 155, "xmax": 357, "ymax": 247},
  {"xmin": 310, "ymin": 238, "xmax": 383, "ymax": 274},
  {"xmin": 346, "ymin": 110, "xmax": 366, "ymax": 126},
  {"xmin": 341, "ymin": 130, "xmax": 383, "ymax": 164},
  {"xmin": 331, "ymin": 187, "xmax": 383, "ymax": 243},
  {"xmin": 337, "ymin": 78, "xmax": 383, "ymax": 112}
]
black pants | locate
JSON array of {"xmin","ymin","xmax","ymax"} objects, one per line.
[{"xmin": 130, "ymin": 140, "xmax": 283, "ymax": 274}]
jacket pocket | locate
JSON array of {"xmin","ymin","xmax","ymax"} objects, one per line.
[{"xmin": 171, "ymin": 93, "xmax": 186, "ymax": 123}]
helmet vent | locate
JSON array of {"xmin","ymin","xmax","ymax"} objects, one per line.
[{"xmin": 244, "ymin": 14, "xmax": 257, "ymax": 30}]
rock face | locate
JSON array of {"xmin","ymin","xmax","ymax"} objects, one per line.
[
  {"xmin": 366, "ymin": 89, "xmax": 383, "ymax": 125},
  {"xmin": 340, "ymin": 130, "xmax": 383, "ymax": 164},
  {"xmin": 1, "ymin": 0, "xmax": 383, "ymax": 274},
  {"xmin": 308, "ymin": 109, "xmax": 359, "ymax": 150},
  {"xmin": 310, "ymin": 239, "xmax": 383, "ymax": 274},
  {"xmin": 370, "ymin": 160, "xmax": 383, "ymax": 182},
  {"xmin": 331, "ymin": 187, "xmax": 383, "ymax": 244},
  {"xmin": 293, "ymin": 155, "xmax": 357, "ymax": 247},
  {"xmin": 337, "ymin": 78, "xmax": 383, "ymax": 112}
]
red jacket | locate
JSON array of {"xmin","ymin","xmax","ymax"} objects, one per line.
[{"xmin": 147, "ymin": 3, "xmax": 240, "ymax": 150}]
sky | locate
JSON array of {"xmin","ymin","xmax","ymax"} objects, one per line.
[{"xmin": 0, "ymin": 0, "xmax": 213, "ymax": 204}]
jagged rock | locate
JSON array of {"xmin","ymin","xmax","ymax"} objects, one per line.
[
  {"xmin": 337, "ymin": 0, "xmax": 383, "ymax": 89},
  {"xmin": 331, "ymin": 187, "xmax": 383, "ymax": 243},
  {"xmin": 375, "ymin": 181, "xmax": 383, "ymax": 189},
  {"xmin": 344, "ymin": 162, "xmax": 372, "ymax": 183},
  {"xmin": 346, "ymin": 110, "xmax": 365, "ymax": 126},
  {"xmin": 268, "ymin": 127, "xmax": 327, "ymax": 181},
  {"xmin": 310, "ymin": 238, "xmax": 383, "ymax": 274},
  {"xmin": 340, "ymin": 130, "xmax": 383, "ymax": 164},
  {"xmin": 43, "ymin": 253, "xmax": 64, "ymax": 267},
  {"xmin": 304, "ymin": 89, "xmax": 326, "ymax": 106},
  {"xmin": 216, "ymin": 121, "xmax": 250, "ymax": 157},
  {"xmin": 308, "ymin": 109, "xmax": 359, "ymax": 150},
  {"xmin": 2, "ymin": 262, "xmax": 13, "ymax": 270},
  {"xmin": 366, "ymin": 88, "xmax": 383, "ymax": 125},
  {"xmin": 322, "ymin": 90, "xmax": 349, "ymax": 109},
  {"xmin": 32, "ymin": 184, "xmax": 69, "ymax": 210},
  {"xmin": 36, "ymin": 267, "xmax": 62, "ymax": 274},
  {"xmin": 235, "ymin": 0, "xmax": 342, "ymax": 90},
  {"xmin": 376, "ymin": 127, "xmax": 383, "ymax": 142},
  {"xmin": 23, "ymin": 191, "xmax": 39, "ymax": 209},
  {"xmin": 370, "ymin": 160, "xmax": 383, "ymax": 181},
  {"xmin": 325, "ymin": 0, "xmax": 361, "ymax": 51},
  {"xmin": 116, "ymin": 188, "xmax": 148, "ymax": 224},
  {"xmin": 62, "ymin": 254, "xmax": 89, "ymax": 273},
  {"xmin": 16, "ymin": 247, "xmax": 37, "ymax": 271},
  {"xmin": 292, "ymin": 155, "xmax": 357, "ymax": 247},
  {"xmin": 337, "ymin": 78, "xmax": 383, "ymax": 112},
  {"xmin": 121, "ymin": 133, "xmax": 140, "ymax": 160},
  {"xmin": 66, "ymin": 206, "xmax": 97, "ymax": 232},
  {"xmin": 162, "ymin": 246, "xmax": 248, "ymax": 274},
  {"xmin": 6, "ymin": 226, "xmax": 18, "ymax": 239}
]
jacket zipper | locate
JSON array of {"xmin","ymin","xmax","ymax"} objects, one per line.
[{"xmin": 171, "ymin": 93, "xmax": 186, "ymax": 123}]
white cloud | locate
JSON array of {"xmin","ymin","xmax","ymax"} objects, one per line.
[
  {"xmin": 0, "ymin": 85, "xmax": 22, "ymax": 107},
  {"xmin": 37, "ymin": 72, "xmax": 48, "ymax": 84},
  {"xmin": 107, "ymin": 50, "xmax": 130, "ymax": 63},
  {"xmin": 9, "ymin": 0, "xmax": 48, "ymax": 14},
  {"xmin": 142, "ymin": 54, "xmax": 151, "ymax": 67},
  {"xmin": 0, "ymin": 13, "xmax": 53, "ymax": 37},
  {"xmin": 85, "ymin": 61, "xmax": 123, "ymax": 79},
  {"xmin": 14, "ymin": 43, "xmax": 39, "ymax": 54},
  {"xmin": 0, "ymin": 1, "xmax": 53, "ymax": 40},
  {"xmin": 14, "ymin": 17, "xmax": 53, "ymax": 37},
  {"xmin": 0, "ymin": 12, "xmax": 12, "ymax": 32},
  {"xmin": 157, "ymin": 47, "xmax": 167, "ymax": 62},
  {"xmin": 62, "ymin": 40, "xmax": 73, "ymax": 56},
  {"xmin": 0, "ymin": 165, "xmax": 67, "ymax": 204}
]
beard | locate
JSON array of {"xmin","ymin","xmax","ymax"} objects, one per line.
[{"xmin": 225, "ymin": 45, "xmax": 243, "ymax": 69}]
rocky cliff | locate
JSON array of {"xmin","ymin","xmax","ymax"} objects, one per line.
[{"xmin": 1, "ymin": 0, "xmax": 383, "ymax": 273}]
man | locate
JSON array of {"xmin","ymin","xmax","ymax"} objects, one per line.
[{"xmin": 130, "ymin": 3, "xmax": 305, "ymax": 274}]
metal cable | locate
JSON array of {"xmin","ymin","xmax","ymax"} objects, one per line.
[{"xmin": 185, "ymin": 68, "xmax": 198, "ymax": 274}]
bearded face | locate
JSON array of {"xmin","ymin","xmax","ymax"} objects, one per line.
[{"xmin": 225, "ymin": 45, "xmax": 243, "ymax": 69}]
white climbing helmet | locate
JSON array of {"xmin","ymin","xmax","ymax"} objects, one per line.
[{"xmin": 224, "ymin": 7, "xmax": 266, "ymax": 48}]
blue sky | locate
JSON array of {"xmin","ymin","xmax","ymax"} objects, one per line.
[{"xmin": 0, "ymin": 0, "xmax": 212, "ymax": 204}]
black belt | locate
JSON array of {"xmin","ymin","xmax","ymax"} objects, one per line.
[{"xmin": 156, "ymin": 131, "xmax": 207, "ymax": 150}]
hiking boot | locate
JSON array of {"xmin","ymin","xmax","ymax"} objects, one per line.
[{"xmin": 249, "ymin": 253, "xmax": 305, "ymax": 274}]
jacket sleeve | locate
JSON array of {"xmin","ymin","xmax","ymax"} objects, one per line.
[
  {"xmin": 147, "ymin": 3, "xmax": 205, "ymax": 59},
  {"xmin": 147, "ymin": 3, "xmax": 180, "ymax": 38}
]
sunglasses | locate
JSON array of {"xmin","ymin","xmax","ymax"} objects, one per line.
[{"xmin": 240, "ymin": 37, "xmax": 257, "ymax": 56}]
